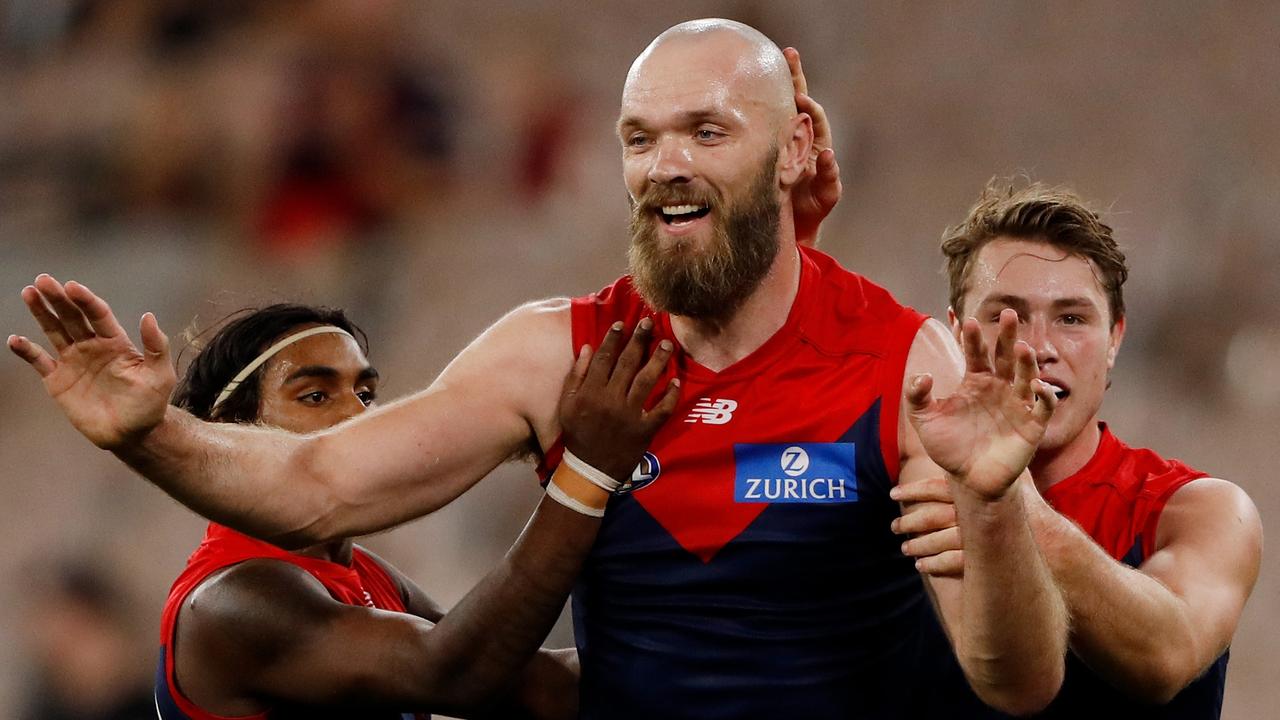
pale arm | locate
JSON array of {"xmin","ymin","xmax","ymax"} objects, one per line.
[
  {"xmin": 1028, "ymin": 478, "xmax": 1261, "ymax": 703},
  {"xmin": 898, "ymin": 316, "xmax": 1067, "ymax": 716},
  {"xmin": 10, "ymin": 276, "xmax": 570, "ymax": 547}
]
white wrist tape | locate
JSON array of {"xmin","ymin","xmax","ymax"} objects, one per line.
[
  {"xmin": 545, "ymin": 478, "xmax": 606, "ymax": 518},
  {"xmin": 561, "ymin": 448, "xmax": 623, "ymax": 493}
]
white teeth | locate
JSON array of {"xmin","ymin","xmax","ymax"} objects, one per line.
[
  {"xmin": 661, "ymin": 204, "xmax": 705, "ymax": 216},
  {"xmin": 1045, "ymin": 383, "xmax": 1064, "ymax": 394}
]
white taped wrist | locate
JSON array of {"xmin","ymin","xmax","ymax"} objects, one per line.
[
  {"xmin": 562, "ymin": 449, "xmax": 623, "ymax": 493},
  {"xmin": 546, "ymin": 479, "xmax": 606, "ymax": 518}
]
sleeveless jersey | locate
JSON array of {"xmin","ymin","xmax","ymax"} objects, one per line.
[
  {"xmin": 921, "ymin": 424, "xmax": 1227, "ymax": 719},
  {"xmin": 155, "ymin": 523, "xmax": 425, "ymax": 720},
  {"xmin": 540, "ymin": 247, "xmax": 933, "ymax": 719}
]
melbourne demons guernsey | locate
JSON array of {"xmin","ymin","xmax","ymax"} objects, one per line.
[
  {"xmin": 540, "ymin": 246, "xmax": 940, "ymax": 719},
  {"xmin": 155, "ymin": 523, "xmax": 425, "ymax": 720},
  {"xmin": 923, "ymin": 424, "xmax": 1227, "ymax": 719}
]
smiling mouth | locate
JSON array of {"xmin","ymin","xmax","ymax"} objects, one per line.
[{"xmin": 657, "ymin": 204, "xmax": 711, "ymax": 226}]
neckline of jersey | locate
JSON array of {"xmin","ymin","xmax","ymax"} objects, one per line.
[
  {"xmin": 1042, "ymin": 422, "xmax": 1121, "ymax": 500},
  {"xmin": 659, "ymin": 246, "xmax": 819, "ymax": 383}
]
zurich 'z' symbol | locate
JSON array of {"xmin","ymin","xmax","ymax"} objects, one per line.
[
  {"xmin": 618, "ymin": 452, "xmax": 661, "ymax": 494},
  {"xmin": 734, "ymin": 443, "xmax": 857, "ymax": 504}
]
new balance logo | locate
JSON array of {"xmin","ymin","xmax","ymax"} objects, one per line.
[{"xmin": 685, "ymin": 397, "xmax": 737, "ymax": 424}]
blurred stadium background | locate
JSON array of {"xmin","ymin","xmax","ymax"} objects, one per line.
[{"xmin": 1, "ymin": 1, "xmax": 1276, "ymax": 717}]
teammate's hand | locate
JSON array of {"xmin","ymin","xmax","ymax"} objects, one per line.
[
  {"xmin": 557, "ymin": 318, "xmax": 680, "ymax": 481},
  {"xmin": 784, "ymin": 47, "xmax": 841, "ymax": 248},
  {"xmin": 890, "ymin": 478, "xmax": 964, "ymax": 577},
  {"xmin": 906, "ymin": 309, "xmax": 1056, "ymax": 500},
  {"xmin": 9, "ymin": 275, "xmax": 174, "ymax": 450}
]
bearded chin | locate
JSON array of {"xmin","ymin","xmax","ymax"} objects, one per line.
[{"xmin": 627, "ymin": 154, "xmax": 782, "ymax": 324}]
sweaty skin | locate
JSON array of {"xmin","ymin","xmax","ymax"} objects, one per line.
[
  {"xmin": 11, "ymin": 21, "xmax": 1066, "ymax": 716},
  {"xmin": 894, "ymin": 236, "xmax": 1262, "ymax": 704}
]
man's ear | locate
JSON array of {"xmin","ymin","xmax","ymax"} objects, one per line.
[
  {"xmin": 947, "ymin": 306, "xmax": 963, "ymax": 343},
  {"xmin": 777, "ymin": 113, "xmax": 814, "ymax": 188},
  {"xmin": 1107, "ymin": 314, "xmax": 1126, "ymax": 369}
]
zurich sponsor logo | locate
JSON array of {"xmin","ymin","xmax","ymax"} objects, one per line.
[
  {"xmin": 734, "ymin": 442, "xmax": 857, "ymax": 504},
  {"xmin": 618, "ymin": 451, "xmax": 661, "ymax": 494}
]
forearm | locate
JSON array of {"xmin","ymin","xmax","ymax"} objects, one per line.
[
  {"xmin": 951, "ymin": 475, "xmax": 1067, "ymax": 715},
  {"xmin": 1031, "ymin": 501, "xmax": 1201, "ymax": 701},
  {"xmin": 117, "ymin": 406, "xmax": 332, "ymax": 546},
  {"xmin": 411, "ymin": 477, "xmax": 603, "ymax": 714}
]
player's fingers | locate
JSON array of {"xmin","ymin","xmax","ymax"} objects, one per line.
[
  {"xmin": 643, "ymin": 377, "xmax": 682, "ymax": 428},
  {"xmin": 629, "ymin": 338, "xmax": 673, "ymax": 407},
  {"xmin": 560, "ymin": 344, "xmax": 593, "ymax": 405},
  {"xmin": 21, "ymin": 285, "xmax": 71, "ymax": 351},
  {"xmin": 815, "ymin": 149, "xmax": 842, "ymax": 207},
  {"xmin": 585, "ymin": 322, "xmax": 625, "ymax": 388},
  {"xmin": 961, "ymin": 318, "xmax": 993, "ymax": 375},
  {"xmin": 1031, "ymin": 377, "xmax": 1058, "ymax": 426},
  {"xmin": 139, "ymin": 312, "xmax": 169, "ymax": 360},
  {"xmin": 905, "ymin": 373, "xmax": 934, "ymax": 414},
  {"xmin": 891, "ymin": 503, "xmax": 958, "ymax": 536},
  {"xmin": 784, "ymin": 46, "xmax": 808, "ymax": 97},
  {"xmin": 7, "ymin": 335, "xmax": 58, "ymax": 377},
  {"xmin": 993, "ymin": 309, "xmax": 1017, "ymax": 380},
  {"xmin": 34, "ymin": 274, "xmax": 94, "ymax": 341},
  {"xmin": 916, "ymin": 550, "xmax": 965, "ymax": 577},
  {"xmin": 1012, "ymin": 341, "xmax": 1040, "ymax": 402},
  {"xmin": 610, "ymin": 317, "xmax": 652, "ymax": 391},
  {"xmin": 65, "ymin": 281, "xmax": 126, "ymax": 340},
  {"xmin": 888, "ymin": 477, "xmax": 952, "ymax": 505},
  {"xmin": 902, "ymin": 527, "xmax": 962, "ymax": 559}
]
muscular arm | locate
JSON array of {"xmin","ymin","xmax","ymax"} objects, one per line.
[
  {"xmin": 180, "ymin": 493, "xmax": 601, "ymax": 718},
  {"xmin": 11, "ymin": 278, "xmax": 572, "ymax": 546},
  {"xmin": 898, "ymin": 318, "xmax": 1067, "ymax": 716},
  {"xmin": 1029, "ymin": 478, "xmax": 1261, "ymax": 703}
]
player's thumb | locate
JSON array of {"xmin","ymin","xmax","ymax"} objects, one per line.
[
  {"xmin": 139, "ymin": 312, "xmax": 170, "ymax": 367},
  {"xmin": 905, "ymin": 374, "xmax": 934, "ymax": 416}
]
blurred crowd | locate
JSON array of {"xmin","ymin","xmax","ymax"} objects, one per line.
[{"xmin": 1, "ymin": 1, "xmax": 1276, "ymax": 718}]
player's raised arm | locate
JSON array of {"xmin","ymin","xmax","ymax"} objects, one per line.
[
  {"xmin": 10, "ymin": 275, "xmax": 572, "ymax": 547},
  {"xmin": 897, "ymin": 311, "xmax": 1067, "ymax": 716},
  {"xmin": 176, "ymin": 322, "xmax": 678, "ymax": 717}
]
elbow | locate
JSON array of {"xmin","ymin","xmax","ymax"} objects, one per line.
[
  {"xmin": 967, "ymin": 656, "xmax": 1065, "ymax": 717},
  {"xmin": 1124, "ymin": 651, "xmax": 1199, "ymax": 705}
]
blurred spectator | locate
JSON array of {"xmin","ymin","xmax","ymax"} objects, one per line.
[{"xmin": 17, "ymin": 559, "xmax": 152, "ymax": 720}]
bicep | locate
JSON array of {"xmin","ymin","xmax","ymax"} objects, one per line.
[
  {"xmin": 1139, "ymin": 478, "xmax": 1262, "ymax": 660},
  {"xmin": 306, "ymin": 300, "xmax": 573, "ymax": 539}
]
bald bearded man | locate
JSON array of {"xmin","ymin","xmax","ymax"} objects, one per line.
[{"xmin": 13, "ymin": 20, "xmax": 1066, "ymax": 719}]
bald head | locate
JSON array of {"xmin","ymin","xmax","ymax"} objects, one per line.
[{"xmin": 624, "ymin": 19, "xmax": 795, "ymax": 124}]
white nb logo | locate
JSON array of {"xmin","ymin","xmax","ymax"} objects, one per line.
[
  {"xmin": 685, "ymin": 397, "xmax": 738, "ymax": 425},
  {"xmin": 781, "ymin": 446, "xmax": 810, "ymax": 476}
]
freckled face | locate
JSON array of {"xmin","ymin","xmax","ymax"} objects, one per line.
[
  {"xmin": 255, "ymin": 329, "xmax": 378, "ymax": 434},
  {"xmin": 955, "ymin": 238, "xmax": 1125, "ymax": 452}
]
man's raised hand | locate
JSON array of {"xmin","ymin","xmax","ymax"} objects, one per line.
[
  {"xmin": 9, "ymin": 275, "xmax": 174, "ymax": 449},
  {"xmin": 558, "ymin": 318, "xmax": 680, "ymax": 481},
  {"xmin": 906, "ymin": 309, "xmax": 1056, "ymax": 500},
  {"xmin": 784, "ymin": 46, "xmax": 841, "ymax": 247}
]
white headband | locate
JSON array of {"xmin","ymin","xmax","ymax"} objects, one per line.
[{"xmin": 210, "ymin": 325, "xmax": 355, "ymax": 414}]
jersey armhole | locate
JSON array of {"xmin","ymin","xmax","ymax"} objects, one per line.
[
  {"xmin": 535, "ymin": 295, "xmax": 598, "ymax": 485},
  {"xmin": 1139, "ymin": 472, "xmax": 1210, "ymax": 560},
  {"xmin": 879, "ymin": 310, "xmax": 928, "ymax": 483}
]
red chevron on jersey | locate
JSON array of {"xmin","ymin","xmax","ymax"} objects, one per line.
[{"xmin": 539, "ymin": 246, "xmax": 926, "ymax": 563}]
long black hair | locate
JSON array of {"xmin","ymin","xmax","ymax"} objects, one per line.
[{"xmin": 172, "ymin": 304, "xmax": 369, "ymax": 423}]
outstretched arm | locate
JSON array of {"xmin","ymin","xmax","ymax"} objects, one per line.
[
  {"xmin": 898, "ymin": 312, "xmax": 1067, "ymax": 716},
  {"xmin": 178, "ymin": 322, "xmax": 678, "ymax": 718},
  {"xmin": 10, "ymin": 275, "xmax": 570, "ymax": 547}
]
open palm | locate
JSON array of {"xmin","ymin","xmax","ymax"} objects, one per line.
[
  {"xmin": 9, "ymin": 275, "xmax": 174, "ymax": 450},
  {"xmin": 908, "ymin": 311, "xmax": 1056, "ymax": 500}
]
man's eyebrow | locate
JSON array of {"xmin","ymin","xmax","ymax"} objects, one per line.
[
  {"xmin": 618, "ymin": 109, "xmax": 730, "ymax": 132},
  {"xmin": 358, "ymin": 367, "xmax": 380, "ymax": 382},
  {"xmin": 1050, "ymin": 296, "xmax": 1101, "ymax": 310},
  {"xmin": 977, "ymin": 295, "xmax": 1031, "ymax": 312},
  {"xmin": 282, "ymin": 366, "xmax": 339, "ymax": 383}
]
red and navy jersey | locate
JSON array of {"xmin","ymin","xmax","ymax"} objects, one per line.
[
  {"xmin": 923, "ymin": 425, "xmax": 1227, "ymax": 719},
  {"xmin": 540, "ymin": 247, "xmax": 934, "ymax": 719},
  {"xmin": 154, "ymin": 523, "xmax": 425, "ymax": 720}
]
